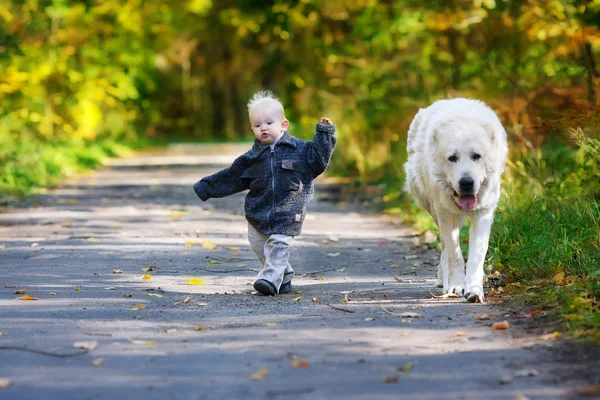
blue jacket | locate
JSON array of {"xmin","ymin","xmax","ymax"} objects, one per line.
[{"xmin": 193, "ymin": 122, "xmax": 336, "ymax": 236}]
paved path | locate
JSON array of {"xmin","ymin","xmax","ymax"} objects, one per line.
[{"xmin": 0, "ymin": 144, "xmax": 598, "ymax": 400}]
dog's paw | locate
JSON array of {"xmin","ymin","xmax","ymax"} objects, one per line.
[
  {"xmin": 445, "ymin": 284, "xmax": 464, "ymax": 296},
  {"xmin": 465, "ymin": 284, "xmax": 485, "ymax": 303}
]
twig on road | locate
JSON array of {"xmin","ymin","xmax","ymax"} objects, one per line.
[
  {"xmin": 0, "ymin": 346, "xmax": 89, "ymax": 358},
  {"xmin": 327, "ymin": 304, "xmax": 355, "ymax": 313}
]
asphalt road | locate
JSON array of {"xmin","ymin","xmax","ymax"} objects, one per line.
[{"xmin": 0, "ymin": 143, "xmax": 598, "ymax": 400}]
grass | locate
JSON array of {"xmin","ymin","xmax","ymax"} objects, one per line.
[{"xmin": 382, "ymin": 130, "xmax": 600, "ymax": 344}]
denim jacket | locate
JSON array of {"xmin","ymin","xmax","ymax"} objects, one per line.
[{"xmin": 193, "ymin": 122, "xmax": 336, "ymax": 236}]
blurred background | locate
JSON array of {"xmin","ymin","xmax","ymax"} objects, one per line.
[{"xmin": 1, "ymin": 0, "xmax": 599, "ymax": 341}]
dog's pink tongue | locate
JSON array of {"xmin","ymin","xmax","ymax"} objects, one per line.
[{"xmin": 459, "ymin": 195, "xmax": 477, "ymax": 210}]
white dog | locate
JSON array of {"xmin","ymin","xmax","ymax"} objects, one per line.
[{"xmin": 404, "ymin": 98, "xmax": 508, "ymax": 302}]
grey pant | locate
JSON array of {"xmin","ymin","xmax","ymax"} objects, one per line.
[{"xmin": 248, "ymin": 223, "xmax": 294, "ymax": 293}]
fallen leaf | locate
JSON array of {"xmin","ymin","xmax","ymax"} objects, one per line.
[
  {"xmin": 341, "ymin": 293, "xmax": 349, "ymax": 303},
  {"xmin": 226, "ymin": 247, "xmax": 240, "ymax": 251},
  {"xmin": 126, "ymin": 303, "xmax": 145, "ymax": 311},
  {"xmin": 429, "ymin": 291, "xmax": 460, "ymax": 299},
  {"xmin": 73, "ymin": 340, "xmax": 98, "ymax": 350},
  {"xmin": 208, "ymin": 261, "xmax": 221, "ymax": 265},
  {"xmin": 112, "ymin": 269, "xmax": 123, "ymax": 274},
  {"xmin": 16, "ymin": 295, "xmax": 38, "ymax": 301},
  {"xmin": 0, "ymin": 378, "xmax": 12, "ymax": 389},
  {"xmin": 326, "ymin": 252, "xmax": 340, "ymax": 257},
  {"xmin": 48, "ymin": 292, "xmax": 58, "ymax": 296},
  {"xmin": 15, "ymin": 289, "xmax": 26, "ymax": 294},
  {"xmin": 30, "ymin": 243, "xmax": 39, "ymax": 247},
  {"xmin": 553, "ymin": 270, "xmax": 565, "ymax": 285},
  {"xmin": 196, "ymin": 324, "xmax": 206, "ymax": 331},
  {"xmin": 250, "ymin": 368, "xmax": 268, "ymax": 381},
  {"xmin": 476, "ymin": 314, "xmax": 491, "ymax": 320},
  {"xmin": 312, "ymin": 298, "xmax": 318, "ymax": 302},
  {"xmin": 105, "ymin": 287, "xmax": 117, "ymax": 290},
  {"xmin": 86, "ymin": 237, "xmax": 100, "ymax": 242},
  {"xmin": 201, "ymin": 240, "xmax": 217, "ymax": 250},
  {"xmin": 292, "ymin": 297, "xmax": 302, "ymax": 302},
  {"xmin": 185, "ymin": 239, "xmax": 196, "ymax": 248},
  {"xmin": 381, "ymin": 376, "xmax": 398, "ymax": 383},
  {"xmin": 539, "ymin": 331, "xmax": 561, "ymax": 341},
  {"xmin": 91, "ymin": 358, "xmax": 104, "ymax": 367},
  {"xmin": 266, "ymin": 322, "xmax": 279, "ymax": 327},
  {"xmin": 364, "ymin": 317, "xmax": 376, "ymax": 321},
  {"xmin": 580, "ymin": 384, "xmax": 600, "ymax": 397},
  {"xmin": 295, "ymin": 290, "xmax": 302, "ymax": 294},
  {"xmin": 183, "ymin": 297, "xmax": 191, "ymax": 304},
  {"xmin": 62, "ymin": 221, "xmax": 72, "ymax": 227},
  {"xmin": 404, "ymin": 255, "xmax": 417, "ymax": 260},
  {"xmin": 128, "ymin": 339, "xmax": 156, "ymax": 345},
  {"xmin": 141, "ymin": 267, "xmax": 153, "ymax": 272},
  {"xmin": 0, "ymin": 332, "xmax": 6, "ymax": 336},
  {"xmin": 328, "ymin": 236, "xmax": 339, "ymax": 242},
  {"xmin": 145, "ymin": 293, "xmax": 163, "ymax": 298},
  {"xmin": 400, "ymin": 363, "xmax": 413, "ymax": 372},
  {"xmin": 492, "ymin": 320, "xmax": 510, "ymax": 330},
  {"xmin": 141, "ymin": 274, "xmax": 151, "ymax": 281},
  {"xmin": 165, "ymin": 328, "xmax": 177, "ymax": 334},
  {"xmin": 390, "ymin": 264, "xmax": 401, "ymax": 268},
  {"xmin": 336, "ymin": 267, "xmax": 346, "ymax": 272},
  {"xmin": 412, "ymin": 263, "xmax": 420, "ymax": 269},
  {"xmin": 456, "ymin": 331, "xmax": 469, "ymax": 337},
  {"xmin": 291, "ymin": 359, "xmax": 309, "ymax": 368},
  {"xmin": 187, "ymin": 279, "xmax": 205, "ymax": 285},
  {"xmin": 515, "ymin": 395, "xmax": 529, "ymax": 400},
  {"xmin": 315, "ymin": 276, "xmax": 325, "ymax": 281},
  {"xmin": 75, "ymin": 287, "xmax": 82, "ymax": 291}
]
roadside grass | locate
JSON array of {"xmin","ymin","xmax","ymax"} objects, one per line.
[{"xmin": 383, "ymin": 130, "xmax": 600, "ymax": 344}]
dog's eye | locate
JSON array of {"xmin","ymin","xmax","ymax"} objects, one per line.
[
  {"xmin": 472, "ymin": 153, "xmax": 481, "ymax": 161},
  {"xmin": 448, "ymin": 155, "xmax": 458, "ymax": 163}
]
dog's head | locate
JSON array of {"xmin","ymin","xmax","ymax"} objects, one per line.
[{"xmin": 430, "ymin": 118, "xmax": 499, "ymax": 211}]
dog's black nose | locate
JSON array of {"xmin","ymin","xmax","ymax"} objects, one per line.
[{"xmin": 459, "ymin": 177, "xmax": 475, "ymax": 193}]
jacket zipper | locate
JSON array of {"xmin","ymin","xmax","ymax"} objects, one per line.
[{"xmin": 267, "ymin": 147, "xmax": 275, "ymax": 232}]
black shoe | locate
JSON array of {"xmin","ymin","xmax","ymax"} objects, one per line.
[
  {"xmin": 279, "ymin": 281, "xmax": 293, "ymax": 294},
  {"xmin": 254, "ymin": 279, "xmax": 277, "ymax": 296}
]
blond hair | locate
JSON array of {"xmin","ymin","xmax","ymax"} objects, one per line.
[{"xmin": 247, "ymin": 90, "xmax": 285, "ymax": 119}]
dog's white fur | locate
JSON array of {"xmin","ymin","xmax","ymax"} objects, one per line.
[{"xmin": 404, "ymin": 98, "xmax": 508, "ymax": 302}]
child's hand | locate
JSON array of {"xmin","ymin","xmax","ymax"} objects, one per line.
[{"xmin": 320, "ymin": 118, "xmax": 332, "ymax": 125}]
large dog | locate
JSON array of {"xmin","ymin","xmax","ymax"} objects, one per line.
[{"xmin": 404, "ymin": 98, "xmax": 508, "ymax": 302}]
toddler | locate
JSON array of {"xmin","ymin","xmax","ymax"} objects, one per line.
[{"xmin": 193, "ymin": 90, "xmax": 336, "ymax": 295}]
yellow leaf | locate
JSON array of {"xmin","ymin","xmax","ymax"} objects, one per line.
[
  {"xmin": 142, "ymin": 274, "xmax": 151, "ymax": 281},
  {"xmin": 187, "ymin": 279, "xmax": 205, "ymax": 285},
  {"xmin": 196, "ymin": 324, "xmax": 206, "ymax": 331},
  {"xmin": 292, "ymin": 296, "xmax": 302, "ymax": 302},
  {"xmin": 185, "ymin": 239, "xmax": 196, "ymax": 248},
  {"xmin": 315, "ymin": 276, "xmax": 325, "ymax": 281},
  {"xmin": 201, "ymin": 240, "xmax": 217, "ymax": 250},
  {"xmin": 341, "ymin": 294, "xmax": 349, "ymax": 303},
  {"xmin": 456, "ymin": 331, "xmax": 468, "ymax": 337},
  {"xmin": 208, "ymin": 261, "xmax": 221, "ymax": 265},
  {"xmin": 86, "ymin": 237, "xmax": 100, "ymax": 242},
  {"xmin": 295, "ymin": 290, "xmax": 302, "ymax": 294},
  {"xmin": 327, "ymin": 252, "xmax": 340, "ymax": 257},
  {"xmin": 250, "ymin": 368, "xmax": 268, "ymax": 381},
  {"xmin": 91, "ymin": 358, "xmax": 104, "ymax": 367},
  {"xmin": 62, "ymin": 221, "xmax": 72, "ymax": 227},
  {"xmin": 429, "ymin": 290, "xmax": 460, "ymax": 299},
  {"xmin": 553, "ymin": 270, "xmax": 565, "ymax": 285},
  {"xmin": 129, "ymin": 339, "xmax": 156, "ymax": 345},
  {"xmin": 539, "ymin": 331, "xmax": 561, "ymax": 341},
  {"xmin": 145, "ymin": 293, "xmax": 163, "ymax": 298},
  {"xmin": 291, "ymin": 359, "xmax": 309, "ymax": 368},
  {"xmin": 126, "ymin": 303, "xmax": 145, "ymax": 311},
  {"xmin": 401, "ymin": 363, "xmax": 413, "ymax": 372},
  {"xmin": 17, "ymin": 295, "xmax": 38, "ymax": 301},
  {"xmin": 336, "ymin": 267, "xmax": 346, "ymax": 272},
  {"xmin": 390, "ymin": 264, "xmax": 401, "ymax": 268},
  {"xmin": 226, "ymin": 247, "xmax": 240, "ymax": 251},
  {"xmin": 76, "ymin": 287, "xmax": 82, "ymax": 291}
]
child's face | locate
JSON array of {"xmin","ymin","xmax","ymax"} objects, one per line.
[{"xmin": 249, "ymin": 102, "xmax": 288, "ymax": 145}]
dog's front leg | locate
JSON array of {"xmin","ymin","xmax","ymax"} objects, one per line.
[
  {"xmin": 437, "ymin": 211, "xmax": 465, "ymax": 295},
  {"xmin": 464, "ymin": 211, "xmax": 494, "ymax": 303}
]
